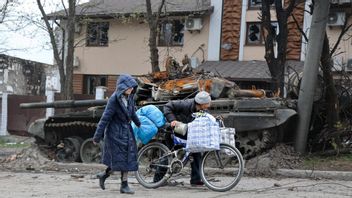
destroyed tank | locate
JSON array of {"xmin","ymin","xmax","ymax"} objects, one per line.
[{"xmin": 20, "ymin": 75, "xmax": 298, "ymax": 163}]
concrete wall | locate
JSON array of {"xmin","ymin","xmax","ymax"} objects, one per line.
[{"xmin": 74, "ymin": 16, "xmax": 210, "ymax": 75}]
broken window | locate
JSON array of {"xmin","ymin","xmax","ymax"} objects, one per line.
[
  {"xmin": 83, "ymin": 75, "xmax": 107, "ymax": 95},
  {"xmin": 86, "ymin": 22, "xmax": 109, "ymax": 46},
  {"xmin": 248, "ymin": 0, "xmax": 274, "ymax": 9},
  {"xmin": 246, "ymin": 23, "xmax": 262, "ymax": 45},
  {"xmin": 246, "ymin": 22, "xmax": 278, "ymax": 45},
  {"xmin": 158, "ymin": 20, "xmax": 184, "ymax": 47}
]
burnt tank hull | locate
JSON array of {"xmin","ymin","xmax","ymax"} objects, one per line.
[{"xmin": 23, "ymin": 97, "xmax": 297, "ymax": 162}]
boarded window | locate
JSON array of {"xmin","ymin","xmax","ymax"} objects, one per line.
[
  {"xmin": 158, "ymin": 20, "xmax": 184, "ymax": 47},
  {"xmin": 86, "ymin": 22, "xmax": 109, "ymax": 46}
]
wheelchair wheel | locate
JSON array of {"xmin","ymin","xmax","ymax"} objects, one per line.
[
  {"xmin": 135, "ymin": 142, "xmax": 172, "ymax": 188},
  {"xmin": 200, "ymin": 143, "xmax": 244, "ymax": 192}
]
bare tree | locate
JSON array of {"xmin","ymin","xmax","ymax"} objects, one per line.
[
  {"xmin": 36, "ymin": 0, "xmax": 76, "ymax": 100},
  {"xmin": 145, "ymin": 0, "xmax": 166, "ymax": 73},
  {"xmin": 261, "ymin": 0, "xmax": 299, "ymax": 96},
  {"xmin": 320, "ymin": 15, "xmax": 352, "ymax": 128},
  {"xmin": 0, "ymin": 0, "xmax": 21, "ymax": 53}
]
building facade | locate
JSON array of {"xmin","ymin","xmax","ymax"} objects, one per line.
[{"xmin": 50, "ymin": 0, "xmax": 352, "ymax": 95}]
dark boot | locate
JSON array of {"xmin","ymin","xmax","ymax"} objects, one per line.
[
  {"xmin": 97, "ymin": 172, "xmax": 110, "ymax": 190},
  {"xmin": 120, "ymin": 181, "xmax": 135, "ymax": 194}
]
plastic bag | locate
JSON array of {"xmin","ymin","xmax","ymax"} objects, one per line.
[
  {"xmin": 219, "ymin": 120, "xmax": 236, "ymax": 148},
  {"xmin": 137, "ymin": 105, "xmax": 166, "ymax": 128},
  {"xmin": 186, "ymin": 112, "xmax": 220, "ymax": 152},
  {"xmin": 132, "ymin": 115, "xmax": 158, "ymax": 145}
]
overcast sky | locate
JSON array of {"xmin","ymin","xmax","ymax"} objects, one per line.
[{"xmin": 1, "ymin": 0, "xmax": 89, "ymax": 64}]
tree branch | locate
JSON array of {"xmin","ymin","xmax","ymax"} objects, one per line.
[
  {"xmin": 291, "ymin": 13, "xmax": 308, "ymax": 42},
  {"xmin": 330, "ymin": 15, "xmax": 352, "ymax": 57},
  {"xmin": 156, "ymin": 0, "xmax": 166, "ymax": 22},
  {"xmin": 0, "ymin": 0, "xmax": 9, "ymax": 23},
  {"xmin": 61, "ymin": 0, "xmax": 68, "ymax": 16},
  {"xmin": 286, "ymin": 0, "xmax": 297, "ymax": 15}
]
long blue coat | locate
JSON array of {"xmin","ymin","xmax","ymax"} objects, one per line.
[{"xmin": 93, "ymin": 74, "xmax": 141, "ymax": 171}]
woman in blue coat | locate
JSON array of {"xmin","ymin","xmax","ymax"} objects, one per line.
[{"xmin": 93, "ymin": 74, "xmax": 141, "ymax": 194}]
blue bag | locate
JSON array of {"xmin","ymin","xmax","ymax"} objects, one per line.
[
  {"xmin": 137, "ymin": 105, "xmax": 166, "ymax": 128},
  {"xmin": 132, "ymin": 115, "xmax": 158, "ymax": 145}
]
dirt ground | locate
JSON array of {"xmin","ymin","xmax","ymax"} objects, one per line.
[
  {"xmin": 0, "ymin": 135, "xmax": 351, "ymax": 175},
  {"xmin": 1, "ymin": 171, "xmax": 352, "ymax": 198}
]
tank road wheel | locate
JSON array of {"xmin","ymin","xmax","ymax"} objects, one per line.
[
  {"xmin": 80, "ymin": 138, "xmax": 102, "ymax": 163},
  {"xmin": 237, "ymin": 128, "xmax": 281, "ymax": 159},
  {"xmin": 56, "ymin": 137, "xmax": 82, "ymax": 162},
  {"xmin": 45, "ymin": 131, "xmax": 61, "ymax": 146}
]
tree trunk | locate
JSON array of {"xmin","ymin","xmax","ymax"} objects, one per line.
[
  {"xmin": 262, "ymin": 0, "xmax": 294, "ymax": 97},
  {"xmin": 146, "ymin": 0, "xmax": 165, "ymax": 73},
  {"xmin": 149, "ymin": 22, "xmax": 160, "ymax": 73},
  {"xmin": 36, "ymin": 0, "xmax": 65, "ymax": 93},
  {"xmin": 321, "ymin": 33, "xmax": 339, "ymax": 128},
  {"xmin": 64, "ymin": 0, "xmax": 76, "ymax": 100}
]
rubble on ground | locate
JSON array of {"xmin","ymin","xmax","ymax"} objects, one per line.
[
  {"xmin": 245, "ymin": 144, "xmax": 303, "ymax": 177},
  {"xmin": 0, "ymin": 144, "xmax": 57, "ymax": 172},
  {"xmin": 0, "ymin": 141, "xmax": 104, "ymax": 174}
]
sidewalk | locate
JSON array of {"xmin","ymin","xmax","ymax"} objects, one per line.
[
  {"xmin": 276, "ymin": 169, "xmax": 352, "ymax": 181},
  {"xmin": 52, "ymin": 162, "xmax": 352, "ymax": 181}
]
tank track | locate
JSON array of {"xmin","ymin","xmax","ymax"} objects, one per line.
[{"xmin": 236, "ymin": 128, "xmax": 281, "ymax": 159}]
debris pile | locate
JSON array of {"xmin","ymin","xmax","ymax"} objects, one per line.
[
  {"xmin": 245, "ymin": 144, "xmax": 302, "ymax": 177},
  {"xmin": 0, "ymin": 144, "xmax": 57, "ymax": 172},
  {"xmin": 135, "ymin": 58, "xmax": 266, "ymax": 104}
]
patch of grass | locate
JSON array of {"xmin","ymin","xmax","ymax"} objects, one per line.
[
  {"xmin": 0, "ymin": 137, "xmax": 30, "ymax": 148},
  {"xmin": 303, "ymin": 154, "xmax": 352, "ymax": 167},
  {"xmin": 339, "ymin": 154, "xmax": 352, "ymax": 161}
]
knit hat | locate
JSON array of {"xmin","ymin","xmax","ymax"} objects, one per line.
[{"xmin": 195, "ymin": 91, "xmax": 211, "ymax": 104}]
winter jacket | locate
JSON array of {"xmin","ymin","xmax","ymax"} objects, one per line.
[
  {"xmin": 163, "ymin": 99, "xmax": 197, "ymax": 139},
  {"xmin": 93, "ymin": 74, "xmax": 141, "ymax": 171}
]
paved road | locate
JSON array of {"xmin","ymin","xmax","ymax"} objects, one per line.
[{"xmin": 0, "ymin": 171, "xmax": 351, "ymax": 198}]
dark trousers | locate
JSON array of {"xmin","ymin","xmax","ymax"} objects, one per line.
[{"xmin": 190, "ymin": 152, "xmax": 201, "ymax": 183}]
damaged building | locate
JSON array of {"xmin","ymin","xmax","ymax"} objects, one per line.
[{"xmin": 0, "ymin": 54, "xmax": 52, "ymax": 96}]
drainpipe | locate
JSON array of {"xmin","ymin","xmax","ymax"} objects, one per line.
[
  {"xmin": 46, "ymin": 88, "xmax": 55, "ymax": 118},
  {"xmin": 0, "ymin": 92, "xmax": 8, "ymax": 136},
  {"xmin": 238, "ymin": 0, "xmax": 248, "ymax": 61},
  {"xmin": 207, "ymin": 0, "xmax": 223, "ymax": 61},
  {"xmin": 300, "ymin": 0, "xmax": 313, "ymax": 61}
]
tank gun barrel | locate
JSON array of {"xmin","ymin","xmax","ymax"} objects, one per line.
[{"xmin": 20, "ymin": 99, "xmax": 108, "ymax": 109}]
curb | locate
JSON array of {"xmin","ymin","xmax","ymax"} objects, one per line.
[{"xmin": 276, "ymin": 169, "xmax": 352, "ymax": 181}]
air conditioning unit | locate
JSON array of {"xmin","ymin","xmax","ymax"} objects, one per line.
[
  {"xmin": 73, "ymin": 56, "xmax": 80, "ymax": 68},
  {"xmin": 185, "ymin": 18, "xmax": 203, "ymax": 31},
  {"xmin": 346, "ymin": 59, "xmax": 352, "ymax": 71},
  {"xmin": 327, "ymin": 12, "xmax": 345, "ymax": 26}
]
